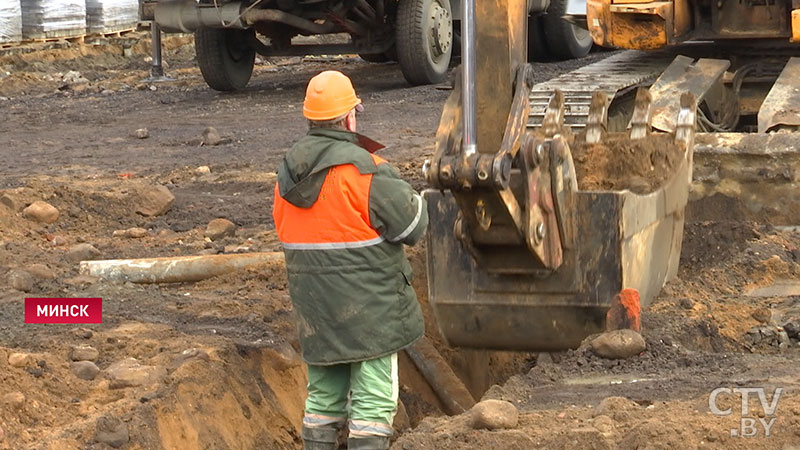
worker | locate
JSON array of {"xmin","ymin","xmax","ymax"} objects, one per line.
[{"xmin": 272, "ymin": 70, "xmax": 428, "ymax": 450}]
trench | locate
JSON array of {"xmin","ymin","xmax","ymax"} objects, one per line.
[{"xmin": 133, "ymin": 243, "xmax": 532, "ymax": 450}]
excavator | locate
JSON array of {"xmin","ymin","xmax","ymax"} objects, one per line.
[{"xmin": 424, "ymin": 0, "xmax": 799, "ymax": 351}]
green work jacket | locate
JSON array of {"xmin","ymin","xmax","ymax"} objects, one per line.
[{"xmin": 273, "ymin": 128, "xmax": 427, "ymax": 365}]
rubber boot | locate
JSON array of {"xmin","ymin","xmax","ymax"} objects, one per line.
[
  {"xmin": 301, "ymin": 426, "xmax": 338, "ymax": 450},
  {"xmin": 347, "ymin": 436, "xmax": 390, "ymax": 450}
]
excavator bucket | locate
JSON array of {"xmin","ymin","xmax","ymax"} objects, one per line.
[{"xmin": 423, "ymin": 85, "xmax": 698, "ymax": 351}]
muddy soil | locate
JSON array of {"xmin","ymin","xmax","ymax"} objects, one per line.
[
  {"xmin": 0, "ymin": 35, "xmax": 615, "ymax": 449},
  {"xmin": 572, "ymin": 134, "xmax": 684, "ymax": 194}
]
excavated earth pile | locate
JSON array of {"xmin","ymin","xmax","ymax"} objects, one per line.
[{"xmin": 572, "ymin": 134, "xmax": 684, "ymax": 194}]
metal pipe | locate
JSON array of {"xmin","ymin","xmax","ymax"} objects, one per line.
[
  {"xmin": 461, "ymin": 0, "xmax": 477, "ymax": 157},
  {"xmin": 80, "ymin": 252, "xmax": 284, "ymax": 284},
  {"xmin": 244, "ymin": 9, "xmax": 335, "ymax": 34},
  {"xmin": 150, "ymin": 21, "xmax": 164, "ymax": 78},
  {"xmin": 404, "ymin": 337, "xmax": 476, "ymax": 415},
  {"xmin": 155, "ymin": 0, "xmax": 246, "ymax": 32},
  {"xmin": 155, "ymin": 0, "xmax": 339, "ymax": 35}
]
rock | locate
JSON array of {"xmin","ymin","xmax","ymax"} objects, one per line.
[
  {"xmin": 205, "ymin": 218, "xmax": 236, "ymax": 241},
  {"xmin": 196, "ymin": 165, "xmax": 211, "ymax": 174},
  {"xmin": 8, "ymin": 269, "xmax": 34, "ymax": 292},
  {"xmin": 594, "ymin": 396, "xmax": 638, "ymax": 419},
  {"xmin": 469, "ymin": 399, "xmax": 519, "ymax": 430},
  {"xmin": 26, "ymin": 264, "xmax": 55, "ymax": 280},
  {"xmin": 224, "ymin": 245, "xmax": 252, "ymax": 254},
  {"xmin": 1, "ymin": 392, "xmax": 25, "ymax": 410},
  {"xmin": 8, "ymin": 352, "xmax": 31, "ymax": 368},
  {"xmin": 0, "ymin": 193, "xmax": 20, "ymax": 212},
  {"xmin": 169, "ymin": 348, "xmax": 211, "ymax": 370},
  {"xmin": 22, "ymin": 201, "xmax": 60, "ymax": 224},
  {"xmin": 112, "ymin": 227, "xmax": 148, "ymax": 238},
  {"xmin": 591, "ymin": 329, "xmax": 646, "ymax": 359},
  {"xmin": 202, "ymin": 126, "xmax": 222, "ymax": 146},
  {"xmin": 71, "ymin": 361, "xmax": 100, "ymax": 380},
  {"xmin": 745, "ymin": 325, "xmax": 791, "ymax": 349},
  {"xmin": 63, "ymin": 71, "xmax": 88, "ymax": 84},
  {"xmin": 135, "ymin": 185, "xmax": 174, "ymax": 217},
  {"xmin": 105, "ymin": 358, "xmax": 166, "ymax": 389},
  {"xmin": 751, "ymin": 308, "xmax": 773, "ymax": 324},
  {"xmin": 75, "ymin": 328, "xmax": 94, "ymax": 339},
  {"xmin": 70, "ymin": 345, "xmax": 99, "ymax": 361},
  {"xmin": 778, "ymin": 330, "xmax": 791, "ymax": 349},
  {"xmin": 133, "ymin": 128, "xmax": 149, "ymax": 139},
  {"xmin": 47, "ymin": 234, "xmax": 67, "ymax": 246},
  {"xmin": 65, "ymin": 243, "xmax": 102, "ymax": 263},
  {"xmin": 784, "ymin": 319, "xmax": 799, "ymax": 340},
  {"xmin": 679, "ymin": 298, "xmax": 694, "ymax": 309},
  {"xmin": 94, "ymin": 415, "xmax": 129, "ymax": 448}
]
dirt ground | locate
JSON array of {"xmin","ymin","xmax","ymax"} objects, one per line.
[{"xmin": 1, "ymin": 33, "xmax": 799, "ymax": 450}]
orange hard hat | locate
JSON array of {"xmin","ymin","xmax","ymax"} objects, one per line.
[{"xmin": 303, "ymin": 70, "xmax": 363, "ymax": 121}]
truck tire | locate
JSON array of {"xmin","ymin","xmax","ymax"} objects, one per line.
[
  {"xmin": 396, "ymin": 0, "xmax": 453, "ymax": 85},
  {"xmin": 527, "ymin": 16, "xmax": 551, "ymax": 62},
  {"xmin": 541, "ymin": 0, "xmax": 592, "ymax": 60},
  {"xmin": 195, "ymin": 28, "xmax": 256, "ymax": 92}
]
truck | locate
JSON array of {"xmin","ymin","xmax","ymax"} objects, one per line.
[{"xmin": 140, "ymin": 0, "xmax": 592, "ymax": 91}]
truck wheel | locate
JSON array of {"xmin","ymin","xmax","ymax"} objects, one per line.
[
  {"xmin": 527, "ymin": 16, "xmax": 551, "ymax": 62},
  {"xmin": 195, "ymin": 28, "xmax": 255, "ymax": 91},
  {"xmin": 541, "ymin": 0, "xmax": 592, "ymax": 60},
  {"xmin": 396, "ymin": 0, "xmax": 453, "ymax": 85}
]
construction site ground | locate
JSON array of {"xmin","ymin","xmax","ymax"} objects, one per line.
[{"xmin": 1, "ymin": 34, "xmax": 799, "ymax": 450}]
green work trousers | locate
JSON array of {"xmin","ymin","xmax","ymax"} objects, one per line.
[{"xmin": 303, "ymin": 353, "xmax": 398, "ymax": 437}]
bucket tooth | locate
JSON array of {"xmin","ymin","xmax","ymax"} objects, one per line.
[
  {"xmin": 542, "ymin": 90, "xmax": 566, "ymax": 138},
  {"xmin": 675, "ymin": 92, "xmax": 697, "ymax": 149},
  {"xmin": 585, "ymin": 91, "xmax": 609, "ymax": 144},
  {"xmin": 758, "ymin": 57, "xmax": 800, "ymax": 133},
  {"xmin": 629, "ymin": 88, "xmax": 653, "ymax": 140}
]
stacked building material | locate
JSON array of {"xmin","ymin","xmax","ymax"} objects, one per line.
[
  {"xmin": 86, "ymin": 0, "xmax": 139, "ymax": 34},
  {"xmin": 0, "ymin": 2, "xmax": 23, "ymax": 45},
  {"xmin": 21, "ymin": 0, "xmax": 87, "ymax": 41}
]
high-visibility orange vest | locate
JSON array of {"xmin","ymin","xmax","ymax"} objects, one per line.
[{"xmin": 273, "ymin": 153, "xmax": 387, "ymax": 249}]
